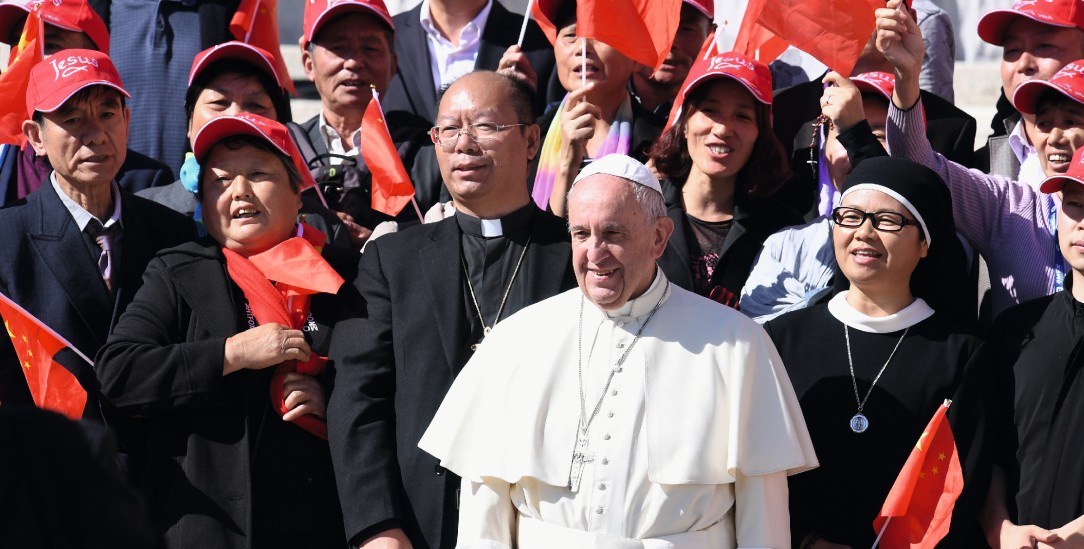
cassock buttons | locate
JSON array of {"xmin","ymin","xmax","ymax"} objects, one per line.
[
  {"xmin": 598, "ymin": 483, "xmax": 607, "ymax": 490},
  {"xmin": 595, "ymin": 507, "xmax": 605, "ymax": 514},
  {"xmin": 601, "ymin": 458, "xmax": 609, "ymax": 465},
  {"xmin": 603, "ymin": 434, "xmax": 611, "ymax": 440},
  {"xmin": 435, "ymin": 465, "xmax": 445, "ymax": 476},
  {"xmin": 611, "ymin": 389, "xmax": 618, "ymax": 396},
  {"xmin": 608, "ymin": 411, "xmax": 615, "ymax": 418}
]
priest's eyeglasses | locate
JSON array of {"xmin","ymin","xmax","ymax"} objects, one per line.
[
  {"xmin": 429, "ymin": 123, "xmax": 527, "ymax": 146},
  {"xmin": 831, "ymin": 206, "xmax": 917, "ymax": 232}
]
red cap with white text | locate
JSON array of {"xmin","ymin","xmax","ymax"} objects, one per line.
[
  {"xmin": 851, "ymin": 71, "xmax": 895, "ymax": 102},
  {"xmin": 978, "ymin": 0, "xmax": 1084, "ymax": 46},
  {"xmin": 0, "ymin": 0, "xmax": 110, "ymax": 51},
  {"xmin": 1012, "ymin": 59, "xmax": 1084, "ymax": 115},
  {"xmin": 1040, "ymin": 147, "xmax": 1084, "ymax": 193},
  {"xmin": 26, "ymin": 49, "xmax": 128, "ymax": 117},
  {"xmin": 680, "ymin": 51, "xmax": 773, "ymax": 105},
  {"xmin": 189, "ymin": 41, "xmax": 286, "ymax": 89},
  {"xmin": 191, "ymin": 113, "xmax": 316, "ymax": 190},
  {"xmin": 302, "ymin": 0, "xmax": 393, "ymax": 48}
]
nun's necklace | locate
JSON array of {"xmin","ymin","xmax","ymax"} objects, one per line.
[{"xmin": 844, "ymin": 325, "xmax": 908, "ymax": 433}]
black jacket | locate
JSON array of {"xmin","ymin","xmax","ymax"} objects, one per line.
[
  {"xmin": 96, "ymin": 238, "xmax": 357, "ymax": 549},
  {"xmin": 0, "ymin": 182, "xmax": 195, "ymax": 419}
]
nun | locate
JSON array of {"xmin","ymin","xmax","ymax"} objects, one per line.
[{"xmin": 764, "ymin": 156, "xmax": 990, "ymax": 548}]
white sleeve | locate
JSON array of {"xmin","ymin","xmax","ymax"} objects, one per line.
[
  {"xmin": 456, "ymin": 476, "xmax": 516, "ymax": 549},
  {"xmin": 734, "ymin": 470, "xmax": 791, "ymax": 549}
]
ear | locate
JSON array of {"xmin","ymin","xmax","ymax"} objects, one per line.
[
  {"xmin": 918, "ymin": 238, "xmax": 929, "ymax": 259},
  {"xmin": 524, "ymin": 123, "xmax": 542, "ymax": 161},
  {"xmin": 389, "ymin": 51, "xmax": 398, "ymax": 80},
  {"xmin": 300, "ymin": 39, "xmax": 316, "ymax": 83},
  {"xmin": 23, "ymin": 119, "xmax": 47, "ymax": 157},
  {"xmin": 652, "ymin": 215, "xmax": 675, "ymax": 258}
]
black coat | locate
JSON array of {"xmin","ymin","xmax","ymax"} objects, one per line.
[
  {"xmin": 95, "ymin": 238, "xmax": 357, "ymax": 549},
  {"xmin": 657, "ymin": 179, "xmax": 803, "ymax": 307},
  {"xmin": 0, "ymin": 182, "xmax": 195, "ymax": 419},
  {"xmin": 772, "ymin": 79, "xmax": 976, "ymax": 217},
  {"xmin": 327, "ymin": 208, "xmax": 576, "ymax": 549},
  {"xmin": 383, "ymin": 1, "xmax": 560, "ymax": 122}
]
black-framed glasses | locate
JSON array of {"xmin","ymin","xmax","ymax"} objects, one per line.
[
  {"xmin": 831, "ymin": 206, "xmax": 917, "ymax": 232},
  {"xmin": 429, "ymin": 123, "xmax": 526, "ymax": 146}
]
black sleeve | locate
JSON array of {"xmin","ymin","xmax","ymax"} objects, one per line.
[
  {"xmin": 95, "ymin": 257, "xmax": 229, "ymax": 412},
  {"xmin": 836, "ymin": 119, "xmax": 888, "ymax": 169},
  {"xmin": 327, "ymin": 241, "xmax": 408, "ymax": 541}
]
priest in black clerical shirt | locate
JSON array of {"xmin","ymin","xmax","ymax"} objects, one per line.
[{"xmin": 328, "ymin": 71, "xmax": 576, "ymax": 549}]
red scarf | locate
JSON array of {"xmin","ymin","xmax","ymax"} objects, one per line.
[{"xmin": 222, "ymin": 223, "xmax": 344, "ymax": 439}]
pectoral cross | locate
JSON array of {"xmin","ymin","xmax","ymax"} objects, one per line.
[{"xmin": 567, "ymin": 430, "xmax": 594, "ymax": 492}]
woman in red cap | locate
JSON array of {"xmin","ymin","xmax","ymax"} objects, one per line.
[
  {"xmin": 96, "ymin": 113, "xmax": 354, "ymax": 549},
  {"xmin": 648, "ymin": 51, "xmax": 798, "ymax": 307}
]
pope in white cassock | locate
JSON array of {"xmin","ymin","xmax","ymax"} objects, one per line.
[{"xmin": 419, "ymin": 154, "xmax": 819, "ymax": 548}]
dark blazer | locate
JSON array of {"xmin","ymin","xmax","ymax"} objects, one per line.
[
  {"xmin": 657, "ymin": 179, "xmax": 803, "ymax": 307},
  {"xmin": 292, "ymin": 115, "xmax": 442, "ymax": 230},
  {"xmin": 0, "ymin": 182, "xmax": 195, "ymax": 419},
  {"xmin": 0, "ymin": 144, "xmax": 174, "ymax": 206},
  {"xmin": 95, "ymin": 238, "xmax": 356, "ymax": 549},
  {"xmin": 384, "ymin": 1, "xmax": 559, "ymax": 122},
  {"xmin": 328, "ymin": 208, "xmax": 576, "ymax": 549},
  {"xmin": 772, "ymin": 79, "xmax": 977, "ymax": 217}
]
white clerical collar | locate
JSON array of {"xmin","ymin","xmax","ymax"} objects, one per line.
[
  {"xmin": 480, "ymin": 218, "xmax": 502, "ymax": 237},
  {"xmin": 827, "ymin": 291, "xmax": 934, "ymax": 333},
  {"xmin": 604, "ymin": 267, "xmax": 668, "ymax": 320}
]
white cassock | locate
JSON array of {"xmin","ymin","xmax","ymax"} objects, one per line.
[{"xmin": 419, "ymin": 270, "xmax": 818, "ymax": 549}]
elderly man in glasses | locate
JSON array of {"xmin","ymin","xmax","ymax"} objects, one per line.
[{"xmin": 328, "ymin": 70, "xmax": 576, "ymax": 549}]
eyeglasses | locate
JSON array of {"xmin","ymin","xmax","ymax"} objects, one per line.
[
  {"xmin": 429, "ymin": 123, "xmax": 526, "ymax": 146},
  {"xmin": 831, "ymin": 206, "xmax": 917, "ymax": 232}
]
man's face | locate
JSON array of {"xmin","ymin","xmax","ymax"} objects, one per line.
[
  {"xmin": 1001, "ymin": 20, "xmax": 1084, "ymax": 100},
  {"xmin": 188, "ymin": 72, "xmax": 278, "ymax": 143},
  {"xmin": 433, "ymin": 74, "xmax": 539, "ymax": 213},
  {"xmin": 43, "ymin": 25, "xmax": 96, "ymax": 56},
  {"xmin": 639, "ymin": 4, "xmax": 711, "ymax": 88},
  {"xmin": 25, "ymin": 87, "xmax": 129, "ymax": 191},
  {"xmin": 1058, "ymin": 181, "xmax": 1084, "ymax": 273},
  {"xmin": 1034, "ymin": 99, "xmax": 1084, "ymax": 176},
  {"xmin": 568, "ymin": 175, "xmax": 672, "ymax": 310},
  {"xmin": 302, "ymin": 12, "xmax": 396, "ymax": 116}
]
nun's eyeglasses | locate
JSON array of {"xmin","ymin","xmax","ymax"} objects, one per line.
[{"xmin": 832, "ymin": 206, "xmax": 917, "ymax": 232}]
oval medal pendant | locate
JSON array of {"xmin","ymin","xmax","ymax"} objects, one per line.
[{"xmin": 850, "ymin": 413, "xmax": 869, "ymax": 433}]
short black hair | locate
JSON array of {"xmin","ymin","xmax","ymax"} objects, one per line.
[
  {"xmin": 435, "ymin": 70, "xmax": 537, "ymax": 125},
  {"xmin": 32, "ymin": 86, "xmax": 126, "ymax": 125},
  {"xmin": 196, "ymin": 134, "xmax": 303, "ymax": 199},
  {"xmin": 184, "ymin": 59, "xmax": 292, "ymax": 124}
]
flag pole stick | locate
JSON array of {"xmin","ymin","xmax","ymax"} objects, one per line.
[
  {"xmin": 581, "ymin": 39, "xmax": 587, "ymax": 88},
  {"xmin": 517, "ymin": 0, "xmax": 535, "ymax": 47},
  {"xmin": 871, "ymin": 517, "xmax": 891, "ymax": 549},
  {"xmin": 410, "ymin": 197, "xmax": 424, "ymax": 223},
  {"xmin": 244, "ymin": 0, "xmax": 259, "ymax": 42}
]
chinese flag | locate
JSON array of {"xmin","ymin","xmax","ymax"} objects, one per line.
[
  {"xmin": 532, "ymin": 0, "xmax": 682, "ymax": 70},
  {"xmin": 873, "ymin": 400, "xmax": 963, "ymax": 549},
  {"xmin": 734, "ymin": 0, "xmax": 882, "ymax": 76},
  {"xmin": 362, "ymin": 92, "xmax": 415, "ymax": 217},
  {"xmin": 230, "ymin": 0, "xmax": 297, "ymax": 95},
  {"xmin": 0, "ymin": 292, "xmax": 88, "ymax": 420},
  {"xmin": 0, "ymin": 5, "xmax": 43, "ymax": 146}
]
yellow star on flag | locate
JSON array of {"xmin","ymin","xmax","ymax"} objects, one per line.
[
  {"xmin": 938, "ymin": 452, "xmax": 946, "ymax": 461},
  {"xmin": 916, "ymin": 432, "xmax": 929, "ymax": 450},
  {"xmin": 919, "ymin": 471, "xmax": 925, "ymax": 479},
  {"xmin": 5, "ymin": 320, "xmax": 12, "ymax": 338},
  {"xmin": 931, "ymin": 466, "xmax": 939, "ymax": 475}
]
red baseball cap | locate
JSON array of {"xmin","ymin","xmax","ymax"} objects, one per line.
[
  {"xmin": 683, "ymin": 0, "xmax": 713, "ymax": 20},
  {"xmin": 1012, "ymin": 59, "xmax": 1084, "ymax": 115},
  {"xmin": 302, "ymin": 0, "xmax": 393, "ymax": 48},
  {"xmin": 189, "ymin": 41, "xmax": 286, "ymax": 90},
  {"xmin": 852, "ymin": 71, "xmax": 895, "ymax": 102},
  {"xmin": 0, "ymin": 0, "xmax": 109, "ymax": 51},
  {"xmin": 681, "ymin": 51, "xmax": 773, "ymax": 105},
  {"xmin": 26, "ymin": 49, "xmax": 128, "ymax": 117},
  {"xmin": 1040, "ymin": 147, "xmax": 1084, "ymax": 193},
  {"xmin": 192, "ymin": 113, "xmax": 316, "ymax": 190},
  {"xmin": 978, "ymin": 0, "xmax": 1084, "ymax": 46}
]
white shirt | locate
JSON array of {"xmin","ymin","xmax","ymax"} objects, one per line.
[
  {"xmin": 318, "ymin": 111, "xmax": 361, "ymax": 164},
  {"xmin": 51, "ymin": 172, "xmax": 123, "ymax": 232},
  {"xmin": 1008, "ymin": 118, "xmax": 1044, "ymax": 189},
  {"xmin": 420, "ymin": 270, "xmax": 818, "ymax": 548},
  {"xmin": 419, "ymin": 0, "xmax": 492, "ymax": 92}
]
